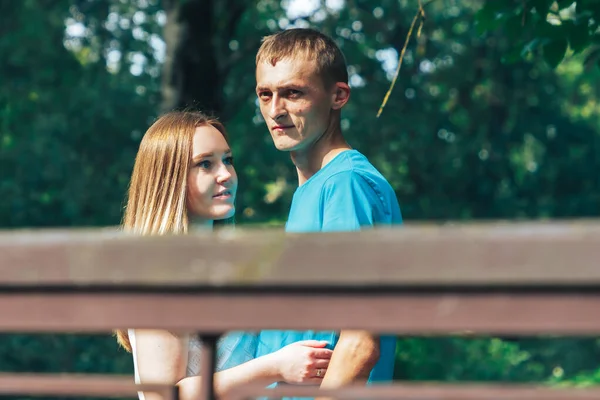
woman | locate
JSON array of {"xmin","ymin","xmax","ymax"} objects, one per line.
[{"xmin": 114, "ymin": 111, "xmax": 331, "ymax": 400}]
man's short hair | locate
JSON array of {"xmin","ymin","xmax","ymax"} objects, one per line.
[{"xmin": 256, "ymin": 28, "xmax": 348, "ymax": 87}]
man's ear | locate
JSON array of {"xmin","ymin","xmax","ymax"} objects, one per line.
[{"xmin": 331, "ymin": 82, "xmax": 350, "ymax": 110}]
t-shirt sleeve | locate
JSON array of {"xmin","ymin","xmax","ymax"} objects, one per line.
[{"xmin": 320, "ymin": 171, "xmax": 376, "ymax": 232}]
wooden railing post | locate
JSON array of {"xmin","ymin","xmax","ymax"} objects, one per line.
[{"xmin": 198, "ymin": 333, "xmax": 220, "ymax": 400}]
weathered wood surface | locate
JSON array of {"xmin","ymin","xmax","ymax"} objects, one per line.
[
  {"xmin": 228, "ymin": 382, "xmax": 600, "ymax": 400},
  {"xmin": 1, "ymin": 292, "xmax": 600, "ymax": 334},
  {"xmin": 0, "ymin": 373, "xmax": 174, "ymax": 399},
  {"xmin": 1, "ymin": 220, "xmax": 599, "ymax": 289},
  {"xmin": 1, "ymin": 374, "xmax": 599, "ymax": 400}
]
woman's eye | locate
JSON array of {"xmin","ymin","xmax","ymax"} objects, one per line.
[
  {"xmin": 197, "ymin": 160, "xmax": 212, "ymax": 169},
  {"xmin": 224, "ymin": 156, "xmax": 234, "ymax": 165}
]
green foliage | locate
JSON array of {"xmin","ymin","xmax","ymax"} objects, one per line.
[
  {"xmin": 0, "ymin": 334, "xmax": 131, "ymax": 374},
  {"xmin": 475, "ymin": 0, "xmax": 600, "ymax": 69},
  {"xmin": 1, "ymin": 0, "xmax": 600, "ymax": 397},
  {"xmin": 0, "ymin": 333, "xmax": 132, "ymax": 400},
  {"xmin": 0, "ymin": 1, "xmax": 160, "ymax": 228},
  {"xmin": 395, "ymin": 336, "xmax": 600, "ymax": 384}
]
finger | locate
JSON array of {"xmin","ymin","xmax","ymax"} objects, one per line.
[
  {"xmin": 312, "ymin": 348, "xmax": 333, "ymax": 359},
  {"xmin": 314, "ymin": 359, "xmax": 330, "ymax": 369},
  {"xmin": 302, "ymin": 377, "xmax": 325, "ymax": 385},
  {"xmin": 297, "ymin": 340, "xmax": 329, "ymax": 348},
  {"xmin": 311, "ymin": 367, "xmax": 328, "ymax": 378}
]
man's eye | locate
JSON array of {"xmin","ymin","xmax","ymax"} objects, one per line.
[{"xmin": 259, "ymin": 92, "xmax": 271, "ymax": 99}]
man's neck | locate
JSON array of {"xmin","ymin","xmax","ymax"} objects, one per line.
[{"xmin": 291, "ymin": 127, "xmax": 351, "ymax": 186}]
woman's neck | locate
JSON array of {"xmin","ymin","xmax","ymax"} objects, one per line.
[{"xmin": 188, "ymin": 217, "xmax": 214, "ymax": 232}]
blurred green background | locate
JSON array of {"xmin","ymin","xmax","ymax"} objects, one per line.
[{"xmin": 2, "ymin": 0, "xmax": 600, "ymax": 397}]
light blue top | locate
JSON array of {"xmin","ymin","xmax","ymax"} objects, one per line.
[
  {"xmin": 256, "ymin": 149, "xmax": 403, "ymax": 397},
  {"xmin": 216, "ymin": 331, "xmax": 260, "ymax": 371}
]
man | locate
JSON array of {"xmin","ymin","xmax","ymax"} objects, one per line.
[{"xmin": 254, "ymin": 28, "xmax": 403, "ymax": 397}]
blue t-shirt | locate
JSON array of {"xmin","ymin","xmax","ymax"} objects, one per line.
[{"xmin": 256, "ymin": 150, "xmax": 402, "ymax": 394}]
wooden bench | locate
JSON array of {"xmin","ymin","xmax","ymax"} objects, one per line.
[{"xmin": 1, "ymin": 220, "xmax": 600, "ymax": 399}]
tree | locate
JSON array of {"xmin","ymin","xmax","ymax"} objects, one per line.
[
  {"xmin": 2, "ymin": 1, "xmax": 600, "ymax": 396},
  {"xmin": 474, "ymin": 0, "xmax": 600, "ymax": 69}
]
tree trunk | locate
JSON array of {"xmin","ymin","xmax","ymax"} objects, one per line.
[{"xmin": 160, "ymin": 0, "xmax": 222, "ymax": 116}]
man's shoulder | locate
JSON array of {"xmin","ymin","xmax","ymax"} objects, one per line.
[
  {"xmin": 322, "ymin": 151, "xmax": 394, "ymax": 194},
  {"xmin": 321, "ymin": 150, "xmax": 403, "ymax": 224}
]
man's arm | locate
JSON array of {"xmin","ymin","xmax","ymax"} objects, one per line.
[
  {"xmin": 318, "ymin": 330, "xmax": 380, "ymax": 388},
  {"xmin": 318, "ymin": 171, "xmax": 383, "ymax": 391}
]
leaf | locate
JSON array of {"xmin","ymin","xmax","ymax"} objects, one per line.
[
  {"xmin": 565, "ymin": 20, "xmax": 590, "ymax": 54},
  {"xmin": 574, "ymin": 2, "xmax": 594, "ymax": 19},
  {"xmin": 521, "ymin": 38, "xmax": 542, "ymax": 56},
  {"xmin": 474, "ymin": 2, "xmax": 510, "ymax": 35},
  {"xmin": 584, "ymin": 47, "xmax": 600, "ymax": 68},
  {"xmin": 530, "ymin": 0, "xmax": 554, "ymax": 16},
  {"xmin": 576, "ymin": 0, "xmax": 600, "ymax": 21},
  {"xmin": 502, "ymin": 46, "xmax": 525, "ymax": 64},
  {"xmin": 543, "ymin": 37, "xmax": 568, "ymax": 68},
  {"xmin": 556, "ymin": 0, "xmax": 577, "ymax": 10},
  {"xmin": 503, "ymin": 13, "xmax": 527, "ymax": 41},
  {"xmin": 534, "ymin": 20, "xmax": 565, "ymax": 41}
]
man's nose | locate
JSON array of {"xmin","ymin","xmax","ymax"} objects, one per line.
[{"xmin": 269, "ymin": 95, "xmax": 287, "ymax": 120}]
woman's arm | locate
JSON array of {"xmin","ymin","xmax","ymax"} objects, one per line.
[
  {"xmin": 132, "ymin": 330, "xmax": 332, "ymax": 400},
  {"xmin": 132, "ymin": 329, "xmax": 188, "ymax": 400},
  {"xmin": 179, "ymin": 354, "xmax": 279, "ymax": 400}
]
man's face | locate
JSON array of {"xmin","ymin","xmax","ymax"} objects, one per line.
[{"xmin": 255, "ymin": 58, "xmax": 337, "ymax": 152}]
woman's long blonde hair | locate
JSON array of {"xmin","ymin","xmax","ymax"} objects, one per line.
[{"xmin": 115, "ymin": 110, "xmax": 228, "ymax": 352}]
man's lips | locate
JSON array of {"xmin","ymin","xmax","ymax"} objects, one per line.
[{"xmin": 272, "ymin": 125, "xmax": 294, "ymax": 130}]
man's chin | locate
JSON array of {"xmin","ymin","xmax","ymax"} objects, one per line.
[
  {"xmin": 275, "ymin": 145, "xmax": 293, "ymax": 152},
  {"xmin": 274, "ymin": 140, "xmax": 302, "ymax": 152}
]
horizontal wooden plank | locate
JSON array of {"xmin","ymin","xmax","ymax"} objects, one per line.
[
  {"xmin": 1, "ymin": 375, "xmax": 599, "ymax": 400},
  {"xmin": 1, "ymin": 292, "xmax": 600, "ymax": 334},
  {"xmin": 1, "ymin": 220, "xmax": 600, "ymax": 288},
  {"xmin": 0, "ymin": 373, "xmax": 174, "ymax": 399},
  {"xmin": 228, "ymin": 382, "xmax": 600, "ymax": 400}
]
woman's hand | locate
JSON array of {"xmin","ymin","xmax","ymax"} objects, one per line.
[{"xmin": 270, "ymin": 340, "xmax": 332, "ymax": 385}]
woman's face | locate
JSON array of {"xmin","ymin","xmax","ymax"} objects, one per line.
[{"xmin": 187, "ymin": 124, "xmax": 237, "ymax": 221}]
